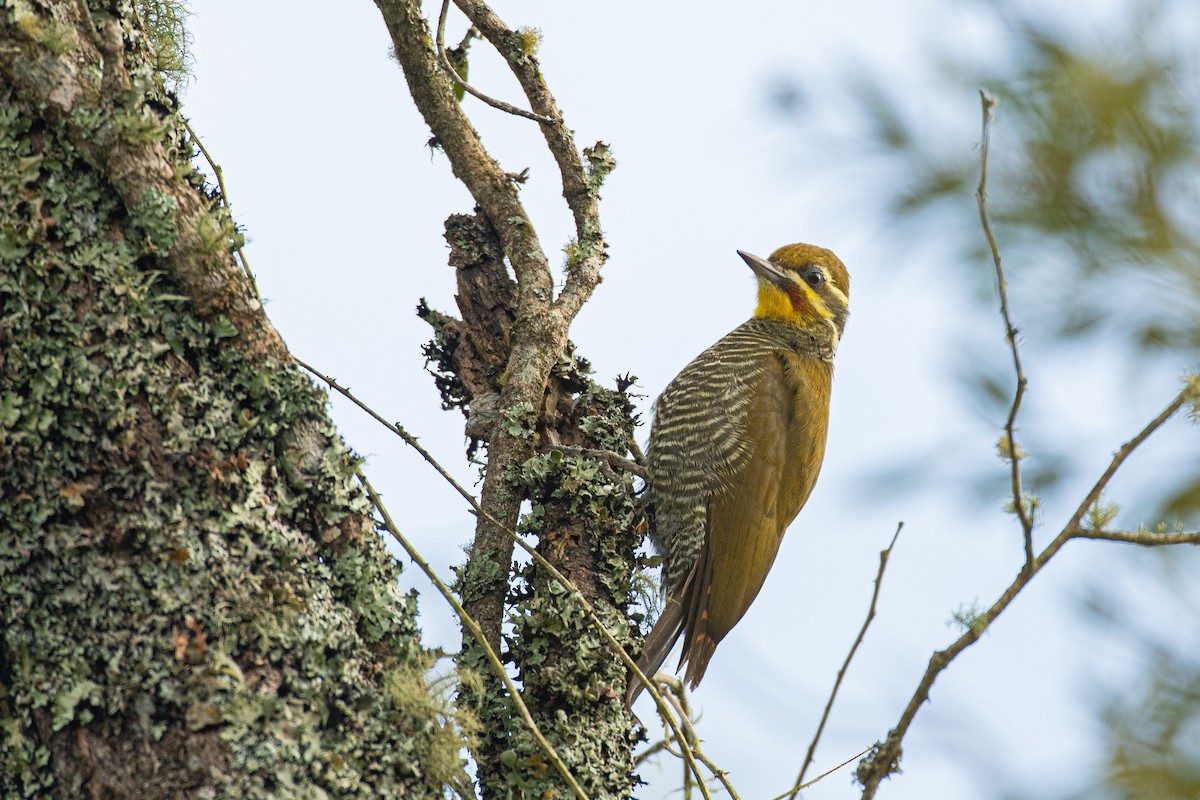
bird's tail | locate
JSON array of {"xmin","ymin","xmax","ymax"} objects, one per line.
[{"xmin": 624, "ymin": 596, "xmax": 685, "ymax": 709}]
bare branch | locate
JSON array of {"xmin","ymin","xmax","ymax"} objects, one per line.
[
  {"xmin": 976, "ymin": 89, "xmax": 1034, "ymax": 569},
  {"xmin": 450, "ymin": 0, "xmax": 609, "ymax": 320},
  {"xmin": 374, "ymin": 10, "xmax": 612, "ymax": 696},
  {"xmin": 1063, "ymin": 389, "xmax": 1190, "ymax": 535},
  {"xmin": 375, "ymin": 0, "xmax": 553, "ymax": 300},
  {"xmin": 856, "ymin": 387, "xmax": 1192, "ymax": 799},
  {"xmin": 856, "ymin": 94, "xmax": 1200, "ymax": 799},
  {"xmin": 789, "ymin": 523, "xmax": 902, "ymax": 799},
  {"xmin": 375, "ymin": 0, "xmax": 566, "ymax": 698},
  {"xmin": 435, "ymin": 0, "xmax": 554, "ymax": 123},
  {"xmin": 1073, "ymin": 529, "xmax": 1200, "ymax": 545}
]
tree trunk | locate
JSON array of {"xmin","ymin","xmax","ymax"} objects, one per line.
[
  {"xmin": 0, "ymin": 4, "xmax": 457, "ymax": 798},
  {"xmin": 424, "ymin": 213, "xmax": 643, "ymax": 798}
]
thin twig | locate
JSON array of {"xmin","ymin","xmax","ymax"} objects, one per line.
[
  {"xmin": 1073, "ymin": 528, "xmax": 1200, "ymax": 545},
  {"xmin": 297, "ymin": 357, "xmax": 714, "ymax": 793},
  {"xmin": 450, "ymin": 0, "xmax": 608, "ymax": 321},
  {"xmin": 976, "ymin": 90, "xmax": 1033, "ymax": 570},
  {"xmin": 858, "ymin": 386, "xmax": 1194, "ymax": 800},
  {"xmin": 358, "ymin": 473, "xmax": 590, "ymax": 800},
  {"xmin": 181, "ymin": 119, "xmax": 263, "ymax": 307},
  {"xmin": 1063, "ymin": 390, "xmax": 1190, "ymax": 535},
  {"xmin": 633, "ymin": 738, "xmax": 670, "ymax": 768},
  {"xmin": 771, "ymin": 747, "xmax": 873, "ymax": 800},
  {"xmin": 789, "ymin": 523, "xmax": 902, "ymax": 799},
  {"xmin": 435, "ymin": 0, "xmax": 553, "ymax": 124},
  {"xmin": 680, "ymin": 679, "xmax": 693, "ymax": 800},
  {"xmin": 658, "ymin": 678, "xmax": 739, "ymax": 800},
  {"xmin": 296, "ymin": 357, "xmax": 473, "ymax": 508}
]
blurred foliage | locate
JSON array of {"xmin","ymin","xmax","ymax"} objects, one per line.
[
  {"xmin": 1101, "ymin": 661, "xmax": 1200, "ymax": 800},
  {"xmin": 771, "ymin": 0, "xmax": 1200, "ymax": 523},
  {"xmin": 1076, "ymin": 551, "xmax": 1200, "ymax": 800},
  {"xmin": 773, "ymin": 2, "xmax": 1200, "ymax": 799}
]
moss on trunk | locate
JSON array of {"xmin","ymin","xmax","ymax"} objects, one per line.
[{"xmin": 0, "ymin": 3, "xmax": 462, "ymax": 797}]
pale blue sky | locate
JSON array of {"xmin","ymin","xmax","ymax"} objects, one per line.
[{"xmin": 182, "ymin": 3, "xmax": 1193, "ymax": 798}]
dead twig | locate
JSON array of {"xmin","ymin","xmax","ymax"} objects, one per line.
[
  {"xmin": 856, "ymin": 387, "xmax": 1194, "ymax": 799},
  {"xmin": 434, "ymin": 0, "xmax": 553, "ymax": 124},
  {"xmin": 976, "ymin": 90, "xmax": 1034, "ymax": 571},
  {"xmin": 789, "ymin": 523, "xmax": 902, "ymax": 799},
  {"xmin": 655, "ymin": 677, "xmax": 736, "ymax": 800},
  {"xmin": 181, "ymin": 119, "xmax": 262, "ymax": 306},
  {"xmin": 771, "ymin": 748, "xmax": 873, "ymax": 800}
]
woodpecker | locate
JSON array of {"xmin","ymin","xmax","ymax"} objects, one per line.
[{"xmin": 626, "ymin": 243, "xmax": 850, "ymax": 707}]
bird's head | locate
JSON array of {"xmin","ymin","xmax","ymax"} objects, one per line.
[{"xmin": 739, "ymin": 243, "xmax": 850, "ymax": 336}]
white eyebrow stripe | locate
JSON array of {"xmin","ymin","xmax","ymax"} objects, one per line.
[{"xmin": 824, "ymin": 281, "xmax": 848, "ymax": 308}]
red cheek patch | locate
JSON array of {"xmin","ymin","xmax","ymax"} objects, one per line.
[{"xmin": 786, "ymin": 287, "xmax": 807, "ymax": 312}]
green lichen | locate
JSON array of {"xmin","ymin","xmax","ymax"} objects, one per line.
[
  {"xmin": 435, "ymin": 367, "xmax": 645, "ymax": 798},
  {"xmin": 497, "ymin": 384, "xmax": 644, "ymax": 799},
  {"xmin": 856, "ymin": 738, "xmax": 903, "ymax": 788},
  {"xmin": 1083, "ymin": 494, "xmax": 1121, "ymax": 531},
  {"xmin": 9, "ymin": 2, "xmax": 73, "ymax": 55},
  {"xmin": 947, "ymin": 600, "xmax": 987, "ymax": 637},
  {"xmin": 500, "ymin": 401, "xmax": 538, "ymax": 439},
  {"xmin": 127, "ymin": 187, "xmax": 179, "ymax": 255},
  {"xmin": 1184, "ymin": 372, "xmax": 1200, "ymax": 423},
  {"xmin": 0, "ymin": 11, "xmax": 460, "ymax": 795},
  {"xmin": 583, "ymin": 142, "xmax": 616, "ymax": 194},
  {"xmin": 562, "ymin": 238, "xmax": 585, "ymax": 273}
]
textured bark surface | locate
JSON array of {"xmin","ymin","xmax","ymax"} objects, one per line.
[
  {"xmin": 423, "ymin": 213, "xmax": 644, "ymax": 798},
  {"xmin": 0, "ymin": 0, "xmax": 642, "ymax": 795},
  {"xmin": 376, "ymin": 0, "xmax": 642, "ymax": 795},
  {"xmin": 0, "ymin": 3, "xmax": 459, "ymax": 797}
]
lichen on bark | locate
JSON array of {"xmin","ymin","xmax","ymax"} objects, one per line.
[
  {"xmin": 0, "ymin": 2, "xmax": 463, "ymax": 797},
  {"xmin": 420, "ymin": 215, "xmax": 645, "ymax": 798}
]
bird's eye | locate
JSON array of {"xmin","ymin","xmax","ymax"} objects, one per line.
[{"xmin": 803, "ymin": 267, "xmax": 825, "ymax": 288}]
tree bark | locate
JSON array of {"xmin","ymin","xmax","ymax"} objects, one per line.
[
  {"xmin": 423, "ymin": 213, "xmax": 643, "ymax": 798},
  {"xmin": 374, "ymin": 0, "xmax": 643, "ymax": 796},
  {"xmin": 0, "ymin": 3, "xmax": 457, "ymax": 798}
]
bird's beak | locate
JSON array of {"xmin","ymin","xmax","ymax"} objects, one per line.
[{"xmin": 738, "ymin": 250, "xmax": 796, "ymax": 291}]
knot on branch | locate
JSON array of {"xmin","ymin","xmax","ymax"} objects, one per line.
[
  {"xmin": 446, "ymin": 211, "xmax": 504, "ymax": 268},
  {"xmin": 855, "ymin": 734, "xmax": 903, "ymax": 790},
  {"xmin": 445, "ymin": 214, "xmax": 515, "ymax": 368},
  {"xmin": 416, "ymin": 213, "xmax": 517, "ymax": 423},
  {"xmin": 465, "ymin": 392, "xmax": 501, "ymax": 441}
]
